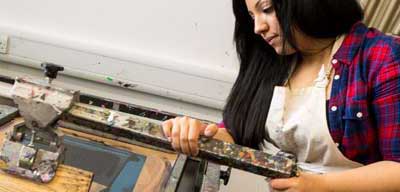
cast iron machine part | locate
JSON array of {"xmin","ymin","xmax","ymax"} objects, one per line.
[
  {"xmin": 0, "ymin": 63, "xmax": 298, "ymax": 187},
  {"xmin": 41, "ymin": 62, "xmax": 64, "ymax": 84},
  {"xmin": 219, "ymin": 167, "xmax": 231, "ymax": 186},
  {"xmin": 0, "ymin": 63, "xmax": 79, "ymax": 183}
]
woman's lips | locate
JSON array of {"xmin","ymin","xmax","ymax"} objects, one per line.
[{"xmin": 265, "ymin": 35, "xmax": 278, "ymax": 45}]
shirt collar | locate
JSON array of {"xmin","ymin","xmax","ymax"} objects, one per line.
[{"xmin": 333, "ymin": 21, "xmax": 369, "ymax": 65}]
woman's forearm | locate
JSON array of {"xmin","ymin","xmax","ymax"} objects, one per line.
[{"xmin": 323, "ymin": 161, "xmax": 400, "ymax": 192}]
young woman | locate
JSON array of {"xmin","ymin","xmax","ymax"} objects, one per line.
[{"xmin": 162, "ymin": 0, "xmax": 400, "ymax": 191}]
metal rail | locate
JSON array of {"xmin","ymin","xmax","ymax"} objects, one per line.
[{"xmin": 61, "ymin": 103, "xmax": 298, "ymax": 178}]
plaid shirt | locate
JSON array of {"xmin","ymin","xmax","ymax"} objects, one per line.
[
  {"xmin": 220, "ymin": 22, "xmax": 400, "ymax": 165},
  {"xmin": 328, "ymin": 22, "xmax": 400, "ymax": 164}
]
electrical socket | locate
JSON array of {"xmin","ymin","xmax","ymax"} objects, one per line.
[{"xmin": 0, "ymin": 35, "xmax": 9, "ymax": 54}]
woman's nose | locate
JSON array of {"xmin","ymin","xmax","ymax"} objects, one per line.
[{"xmin": 254, "ymin": 16, "xmax": 268, "ymax": 35}]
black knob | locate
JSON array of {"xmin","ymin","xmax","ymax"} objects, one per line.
[
  {"xmin": 41, "ymin": 63, "xmax": 64, "ymax": 79},
  {"xmin": 220, "ymin": 167, "xmax": 231, "ymax": 185}
]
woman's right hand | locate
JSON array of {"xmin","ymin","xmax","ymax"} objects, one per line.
[{"xmin": 162, "ymin": 116, "xmax": 218, "ymax": 156}]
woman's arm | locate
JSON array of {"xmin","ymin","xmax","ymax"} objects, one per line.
[
  {"xmin": 270, "ymin": 161, "xmax": 400, "ymax": 192},
  {"xmin": 323, "ymin": 161, "xmax": 400, "ymax": 192}
]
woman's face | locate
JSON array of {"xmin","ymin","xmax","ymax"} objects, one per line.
[{"xmin": 245, "ymin": 0, "xmax": 296, "ymax": 55}]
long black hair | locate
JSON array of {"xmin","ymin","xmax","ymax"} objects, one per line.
[{"xmin": 223, "ymin": 0, "xmax": 364, "ymax": 149}]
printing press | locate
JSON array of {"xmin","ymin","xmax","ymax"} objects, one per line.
[{"xmin": 0, "ymin": 63, "xmax": 298, "ymax": 192}]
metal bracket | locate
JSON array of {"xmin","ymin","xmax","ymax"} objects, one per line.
[
  {"xmin": 0, "ymin": 105, "xmax": 18, "ymax": 126},
  {"xmin": 0, "ymin": 78, "xmax": 78, "ymax": 183},
  {"xmin": 201, "ymin": 162, "xmax": 222, "ymax": 192},
  {"xmin": 164, "ymin": 154, "xmax": 188, "ymax": 192}
]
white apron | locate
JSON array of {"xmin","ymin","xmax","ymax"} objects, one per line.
[{"xmin": 262, "ymin": 37, "xmax": 363, "ymax": 174}]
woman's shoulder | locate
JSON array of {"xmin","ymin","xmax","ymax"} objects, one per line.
[
  {"xmin": 343, "ymin": 23, "xmax": 400, "ymax": 78},
  {"xmin": 337, "ymin": 23, "xmax": 400, "ymax": 89},
  {"xmin": 362, "ymin": 29, "xmax": 400, "ymax": 82},
  {"xmin": 335, "ymin": 22, "xmax": 399, "ymax": 67},
  {"xmin": 361, "ymin": 25, "xmax": 400, "ymax": 62}
]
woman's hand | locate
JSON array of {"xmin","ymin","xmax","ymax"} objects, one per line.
[
  {"xmin": 162, "ymin": 116, "xmax": 218, "ymax": 156},
  {"xmin": 269, "ymin": 172, "xmax": 328, "ymax": 192}
]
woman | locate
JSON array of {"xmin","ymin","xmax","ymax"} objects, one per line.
[{"xmin": 162, "ymin": 0, "xmax": 400, "ymax": 191}]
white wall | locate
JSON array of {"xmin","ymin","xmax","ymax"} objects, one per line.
[
  {"xmin": 0, "ymin": 0, "xmax": 239, "ymax": 111},
  {"xmin": 0, "ymin": 2, "xmax": 272, "ymax": 191}
]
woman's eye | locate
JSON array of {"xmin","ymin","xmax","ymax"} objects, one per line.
[
  {"xmin": 263, "ymin": 7, "xmax": 274, "ymax": 14},
  {"xmin": 249, "ymin": 14, "xmax": 255, "ymax": 20}
]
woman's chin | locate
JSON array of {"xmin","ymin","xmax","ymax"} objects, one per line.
[{"xmin": 274, "ymin": 46, "xmax": 296, "ymax": 56}]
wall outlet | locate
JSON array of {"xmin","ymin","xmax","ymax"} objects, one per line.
[{"xmin": 0, "ymin": 35, "xmax": 9, "ymax": 54}]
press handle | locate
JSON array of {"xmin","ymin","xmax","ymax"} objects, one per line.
[{"xmin": 41, "ymin": 62, "xmax": 64, "ymax": 80}]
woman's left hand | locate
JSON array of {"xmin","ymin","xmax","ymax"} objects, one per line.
[{"xmin": 269, "ymin": 172, "xmax": 328, "ymax": 192}]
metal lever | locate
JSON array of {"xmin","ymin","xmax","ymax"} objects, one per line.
[
  {"xmin": 219, "ymin": 167, "xmax": 231, "ymax": 185},
  {"xmin": 41, "ymin": 62, "xmax": 64, "ymax": 84},
  {"xmin": 63, "ymin": 103, "xmax": 299, "ymax": 178}
]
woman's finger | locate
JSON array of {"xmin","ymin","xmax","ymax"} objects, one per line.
[
  {"xmin": 171, "ymin": 117, "xmax": 181, "ymax": 152},
  {"xmin": 179, "ymin": 117, "xmax": 191, "ymax": 155},
  {"xmin": 269, "ymin": 178, "xmax": 296, "ymax": 190},
  {"xmin": 204, "ymin": 124, "xmax": 218, "ymax": 137},
  {"xmin": 162, "ymin": 119, "xmax": 173, "ymax": 139},
  {"xmin": 188, "ymin": 119, "xmax": 201, "ymax": 156}
]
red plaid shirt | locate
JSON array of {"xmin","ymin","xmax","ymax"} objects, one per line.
[
  {"xmin": 328, "ymin": 22, "xmax": 400, "ymax": 164},
  {"xmin": 220, "ymin": 22, "xmax": 400, "ymax": 165}
]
